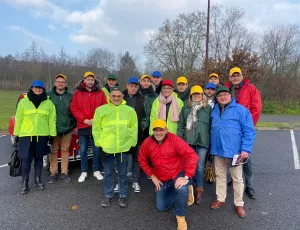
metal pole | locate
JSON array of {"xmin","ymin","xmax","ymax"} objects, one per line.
[{"xmin": 205, "ymin": 0, "xmax": 210, "ymax": 79}]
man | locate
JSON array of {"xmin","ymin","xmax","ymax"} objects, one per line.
[
  {"xmin": 150, "ymin": 80, "xmax": 184, "ymax": 135},
  {"xmin": 151, "ymin": 71, "xmax": 163, "ymax": 94},
  {"xmin": 204, "ymin": 82, "xmax": 217, "ymax": 109},
  {"xmin": 70, "ymin": 72, "xmax": 107, "ymax": 182},
  {"xmin": 174, "ymin": 76, "xmax": 190, "ymax": 104},
  {"xmin": 225, "ymin": 67, "xmax": 262, "ymax": 199},
  {"xmin": 93, "ymin": 86, "xmax": 138, "ymax": 208},
  {"xmin": 48, "ymin": 74, "xmax": 76, "ymax": 183},
  {"xmin": 102, "ymin": 73, "xmax": 118, "ymax": 100},
  {"xmin": 139, "ymin": 119, "xmax": 198, "ymax": 230},
  {"xmin": 208, "ymin": 73, "xmax": 222, "ymax": 89},
  {"xmin": 210, "ymin": 86, "xmax": 256, "ymax": 218},
  {"xmin": 139, "ymin": 74, "xmax": 158, "ymax": 140}
]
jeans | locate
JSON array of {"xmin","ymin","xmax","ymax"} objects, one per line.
[
  {"xmin": 128, "ymin": 146, "xmax": 140, "ymax": 183},
  {"xmin": 191, "ymin": 145, "xmax": 208, "ymax": 188},
  {"xmin": 79, "ymin": 135, "xmax": 101, "ymax": 172},
  {"xmin": 156, "ymin": 171, "xmax": 188, "ymax": 216},
  {"xmin": 243, "ymin": 156, "xmax": 254, "ymax": 190},
  {"xmin": 102, "ymin": 153, "xmax": 129, "ymax": 198}
]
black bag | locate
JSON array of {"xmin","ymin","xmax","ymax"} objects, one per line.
[{"xmin": 8, "ymin": 145, "xmax": 22, "ymax": 177}]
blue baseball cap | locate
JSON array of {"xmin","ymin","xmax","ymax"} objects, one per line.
[
  {"xmin": 128, "ymin": 77, "xmax": 139, "ymax": 85},
  {"xmin": 152, "ymin": 71, "xmax": 162, "ymax": 78},
  {"xmin": 205, "ymin": 82, "xmax": 216, "ymax": 90},
  {"xmin": 31, "ymin": 80, "xmax": 45, "ymax": 89}
]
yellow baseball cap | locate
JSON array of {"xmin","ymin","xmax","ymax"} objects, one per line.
[
  {"xmin": 152, "ymin": 119, "xmax": 167, "ymax": 129},
  {"xmin": 176, "ymin": 76, "xmax": 188, "ymax": 84},
  {"xmin": 141, "ymin": 74, "xmax": 150, "ymax": 80},
  {"xmin": 208, "ymin": 73, "xmax": 219, "ymax": 79},
  {"xmin": 56, "ymin": 74, "xmax": 67, "ymax": 80},
  {"xmin": 229, "ymin": 67, "xmax": 242, "ymax": 76},
  {"xmin": 84, "ymin": 71, "xmax": 95, "ymax": 78},
  {"xmin": 190, "ymin": 85, "xmax": 203, "ymax": 95}
]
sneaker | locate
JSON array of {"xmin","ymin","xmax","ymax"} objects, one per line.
[
  {"xmin": 61, "ymin": 173, "xmax": 72, "ymax": 182},
  {"xmin": 101, "ymin": 198, "xmax": 112, "ymax": 207},
  {"xmin": 49, "ymin": 174, "xmax": 58, "ymax": 184},
  {"xmin": 93, "ymin": 171, "xmax": 103, "ymax": 180},
  {"xmin": 114, "ymin": 184, "xmax": 119, "ymax": 193},
  {"xmin": 78, "ymin": 172, "xmax": 87, "ymax": 183},
  {"xmin": 132, "ymin": 182, "xmax": 141, "ymax": 193},
  {"xmin": 118, "ymin": 197, "xmax": 128, "ymax": 208}
]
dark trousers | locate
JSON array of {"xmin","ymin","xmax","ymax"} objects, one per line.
[
  {"xmin": 102, "ymin": 152, "xmax": 129, "ymax": 198},
  {"xmin": 21, "ymin": 154, "xmax": 43, "ymax": 180},
  {"xmin": 156, "ymin": 171, "xmax": 188, "ymax": 216},
  {"xmin": 128, "ymin": 146, "xmax": 140, "ymax": 183},
  {"xmin": 243, "ymin": 156, "xmax": 254, "ymax": 189}
]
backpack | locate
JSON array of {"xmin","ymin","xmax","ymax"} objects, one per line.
[{"xmin": 8, "ymin": 145, "xmax": 22, "ymax": 177}]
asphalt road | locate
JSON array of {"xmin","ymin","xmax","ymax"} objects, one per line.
[{"xmin": 1, "ymin": 131, "xmax": 300, "ymax": 230}]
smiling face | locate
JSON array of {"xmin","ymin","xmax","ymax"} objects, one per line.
[
  {"xmin": 140, "ymin": 77, "xmax": 151, "ymax": 89},
  {"xmin": 32, "ymin": 87, "xmax": 44, "ymax": 95},
  {"xmin": 55, "ymin": 76, "xmax": 67, "ymax": 90},
  {"xmin": 109, "ymin": 90, "xmax": 124, "ymax": 105},
  {"xmin": 191, "ymin": 93, "xmax": 203, "ymax": 102},
  {"xmin": 161, "ymin": 85, "xmax": 173, "ymax": 97},
  {"xmin": 205, "ymin": 88, "xmax": 216, "ymax": 97},
  {"xmin": 153, "ymin": 127, "xmax": 168, "ymax": 142},
  {"xmin": 209, "ymin": 77, "xmax": 219, "ymax": 85},
  {"xmin": 216, "ymin": 92, "xmax": 231, "ymax": 105}
]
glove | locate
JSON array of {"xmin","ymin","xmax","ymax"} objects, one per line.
[{"xmin": 48, "ymin": 136, "xmax": 54, "ymax": 145}]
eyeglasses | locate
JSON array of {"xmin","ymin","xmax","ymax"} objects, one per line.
[
  {"xmin": 162, "ymin": 87, "xmax": 173, "ymax": 91},
  {"xmin": 217, "ymin": 93, "xmax": 230, "ymax": 98},
  {"xmin": 111, "ymin": 95, "xmax": 122, "ymax": 99},
  {"xmin": 55, "ymin": 81, "xmax": 66, "ymax": 84}
]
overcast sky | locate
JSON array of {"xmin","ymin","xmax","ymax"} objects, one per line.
[{"xmin": 1, "ymin": 0, "xmax": 300, "ymax": 57}]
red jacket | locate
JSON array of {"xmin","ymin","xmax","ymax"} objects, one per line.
[
  {"xmin": 138, "ymin": 133, "xmax": 198, "ymax": 182},
  {"xmin": 70, "ymin": 80, "xmax": 107, "ymax": 130},
  {"xmin": 225, "ymin": 79, "xmax": 262, "ymax": 125}
]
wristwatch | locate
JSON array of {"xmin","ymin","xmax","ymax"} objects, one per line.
[{"xmin": 184, "ymin": 176, "xmax": 190, "ymax": 180}]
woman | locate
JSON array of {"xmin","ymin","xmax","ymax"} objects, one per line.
[
  {"xmin": 177, "ymin": 85, "xmax": 212, "ymax": 204},
  {"xmin": 14, "ymin": 80, "xmax": 56, "ymax": 195},
  {"xmin": 149, "ymin": 80, "xmax": 184, "ymax": 135}
]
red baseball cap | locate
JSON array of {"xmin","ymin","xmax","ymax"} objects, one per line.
[{"xmin": 161, "ymin": 80, "xmax": 174, "ymax": 88}]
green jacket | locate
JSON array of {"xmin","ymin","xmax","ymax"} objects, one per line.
[
  {"xmin": 102, "ymin": 87, "xmax": 110, "ymax": 101},
  {"xmin": 177, "ymin": 104, "xmax": 212, "ymax": 148},
  {"xmin": 14, "ymin": 95, "xmax": 57, "ymax": 137},
  {"xmin": 47, "ymin": 87, "xmax": 76, "ymax": 136},
  {"xmin": 92, "ymin": 100, "xmax": 138, "ymax": 154},
  {"xmin": 149, "ymin": 97, "xmax": 184, "ymax": 135}
]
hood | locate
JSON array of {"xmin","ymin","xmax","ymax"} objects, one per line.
[{"xmin": 75, "ymin": 79, "xmax": 102, "ymax": 91}]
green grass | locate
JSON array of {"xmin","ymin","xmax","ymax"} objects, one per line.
[
  {"xmin": 263, "ymin": 100, "xmax": 300, "ymax": 115},
  {"xmin": 0, "ymin": 90, "xmax": 24, "ymax": 132},
  {"xmin": 256, "ymin": 122, "xmax": 300, "ymax": 129}
]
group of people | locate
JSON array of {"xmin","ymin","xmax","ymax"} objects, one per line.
[{"xmin": 13, "ymin": 67, "xmax": 262, "ymax": 230}]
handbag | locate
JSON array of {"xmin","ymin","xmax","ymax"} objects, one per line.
[
  {"xmin": 204, "ymin": 154, "xmax": 216, "ymax": 183},
  {"xmin": 8, "ymin": 145, "xmax": 22, "ymax": 177}
]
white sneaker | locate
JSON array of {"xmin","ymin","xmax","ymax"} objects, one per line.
[
  {"xmin": 78, "ymin": 172, "xmax": 87, "ymax": 183},
  {"xmin": 93, "ymin": 171, "xmax": 103, "ymax": 180},
  {"xmin": 114, "ymin": 184, "xmax": 119, "ymax": 193},
  {"xmin": 132, "ymin": 182, "xmax": 141, "ymax": 193}
]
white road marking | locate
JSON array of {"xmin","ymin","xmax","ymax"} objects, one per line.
[
  {"xmin": 290, "ymin": 130, "xmax": 300, "ymax": 169},
  {"xmin": 0, "ymin": 134, "xmax": 7, "ymax": 137},
  {"xmin": 0, "ymin": 164, "xmax": 8, "ymax": 168}
]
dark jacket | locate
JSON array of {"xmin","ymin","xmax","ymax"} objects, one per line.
[
  {"xmin": 47, "ymin": 87, "xmax": 76, "ymax": 136},
  {"xmin": 138, "ymin": 86, "xmax": 158, "ymax": 139},
  {"xmin": 70, "ymin": 79, "xmax": 107, "ymax": 135},
  {"xmin": 123, "ymin": 90, "xmax": 145, "ymax": 144},
  {"xmin": 177, "ymin": 104, "xmax": 212, "ymax": 149},
  {"xmin": 174, "ymin": 88, "xmax": 190, "ymax": 104},
  {"xmin": 154, "ymin": 81, "xmax": 162, "ymax": 95}
]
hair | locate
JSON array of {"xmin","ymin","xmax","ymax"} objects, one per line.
[{"xmin": 188, "ymin": 93, "xmax": 207, "ymax": 108}]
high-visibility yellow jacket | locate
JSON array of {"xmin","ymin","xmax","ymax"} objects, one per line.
[
  {"xmin": 149, "ymin": 96, "xmax": 184, "ymax": 135},
  {"xmin": 92, "ymin": 100, "xmax": 138, "ymax": 154},
  {"xmin": 14, "ymin": 95, "xmax": 57, "ymax": 137}
]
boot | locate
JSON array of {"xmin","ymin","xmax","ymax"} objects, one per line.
[
  {"xmin": 20, "ymin": 178, "xmax": 29, "ymax": 195},
  {"xmin": 35, "ymin": 177, "xmax": 45, "ymax": 190},
  {"xmin": 195, "ymin": 187, "xmax": 204, "ymax": 204},
  {"xmin": 176, "ymin": 216, "xmax": 187, "ymax": 230}
]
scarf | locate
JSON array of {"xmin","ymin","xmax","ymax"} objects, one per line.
[
  {"xmin": 157, "ymin": 93, "xmax": 180, "ymax": 122},
  {"xmin": 186, "ymin": 101, "xmax": 203, "ymax": 132},
  {"xmin": 174, "ymin": 88, "xmax": 190, "ymax": 101},
  {"xmin": 27, "ymin": 88, "xmax": 47, "ymax": 109}
]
